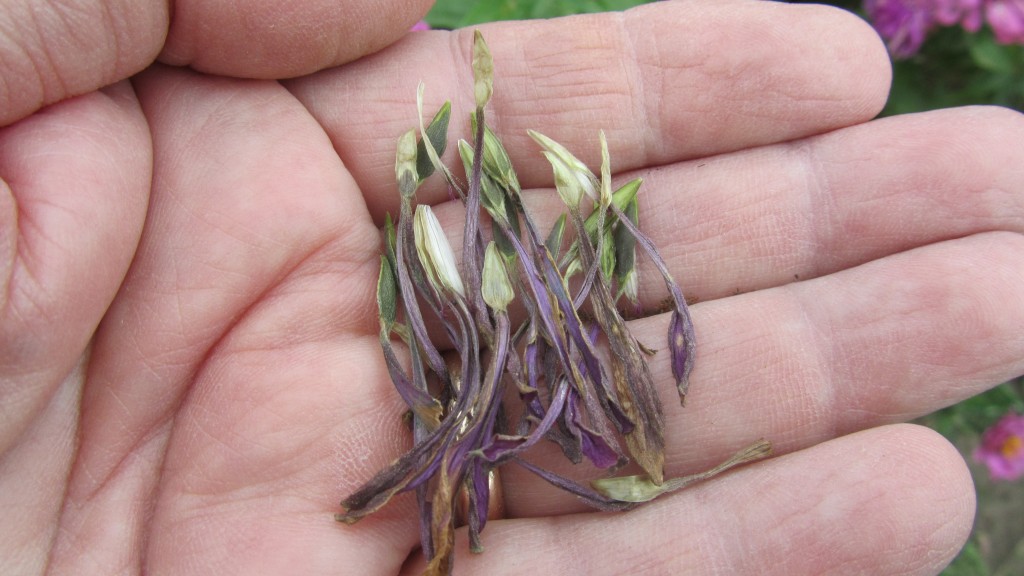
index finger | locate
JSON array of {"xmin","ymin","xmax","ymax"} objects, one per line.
[{"xmin": 285, "ymin": 0, "xmax": 891, "ymax": 222}]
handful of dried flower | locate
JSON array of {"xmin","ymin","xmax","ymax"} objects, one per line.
[{"xmin": 336, "ymin": 31, "xmax": 771, "ymax": 575}]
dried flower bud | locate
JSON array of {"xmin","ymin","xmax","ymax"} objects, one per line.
[
  {"xmin": 396, "ymin": 129, "xmax": 419, "ymax": 198},
  {"xmin": 528, "ymin": 130, "xmax": 598, "ymax": 201},
  {"xmin": 543, "ymin": 151, "xmax": 584, "ymax": 209},
  {"xmin": 339, "ymin": 32, "xmax": 761, "ymax": 573},
  {"xmin": 481, "ymin": 242, "xmax": 514, "ymax": 311},
  {"xmin": 472, "ymin": 30, "xmax": 493, "ymax": 108},
  {"xmin": 413, "ymin": 204, "xmax": 465, "ymax": 298},
  {"xmin": 471, "ymin": 112, "xmax": 520, "ymax": 194}
]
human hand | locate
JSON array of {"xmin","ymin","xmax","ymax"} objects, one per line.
[{"xmin": 3, "ymin": 1, "xmax": 1024, "ymax": 574}]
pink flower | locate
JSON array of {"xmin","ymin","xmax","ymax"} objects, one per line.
[
  {"xmin": 410, "ymin": 20, "xmax": 430, "ymax": 32},
  {"xmin": 933, "ymin": 0, "xmax": 984, "ymax": 27},
  {"xmin": 864, "ymin": 0, "xmax": 1024, "ymax": 57},
  {"xmin": 973, "ymin": 411, "xmax": 1024, "ymax": 481},
  {"xmin": 986, "ymin": 0, "xmax": 1024, "ymax": 43},
  {"xmin": 864, "ymin": 0, "xmax": 936, "ymax": 57}
]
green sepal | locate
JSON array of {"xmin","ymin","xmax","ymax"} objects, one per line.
[
  {"xmin": 383, "ymin": 212, "xmax": 398, "ymax": 268},
  {"xmin": 470, "ymin": 111, "xmax": 521, "ymax": 195},
  {"xmin": 416, "ymin": 101, "xmax": 451, "ymax": 181},
  {"xmin": 613, "ymin": 196, "xmax": 638, "ymax": 284},
  {"xmin": 560, "ymin": 178, "xmax": 643, "ymax": 272},
  {"xmin": 600, "ymin": 227, "xmax": 616, "ymax": 283},
  {"xmin": 583, "ymin": 177, "xmax": 642, "ymax": 242},
  {"xmin": 545, "ymin": 213, "xmax": 567, "ymax": 258},
  {"xmin": 377, "ymin": 254, "xmax": 398, "ymax": 330}
]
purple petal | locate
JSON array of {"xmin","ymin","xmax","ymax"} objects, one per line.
[
  {"xmin": 512, "ymin": 458, "xmax": 637, "ymax": 512},
  {"xmin": 479, "ymin": 379, "xmax": 570, "ymax": 464},
  {"xmin": 565, "ymin": 386, "xmax": 624, "ymax": 469}
]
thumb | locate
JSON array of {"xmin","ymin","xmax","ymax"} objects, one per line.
[
  {"xmin": 0, "ymin": 0, "xmax": 168, "ymax": 127},
  {"xmin": 158, "ymin": 0, "xmax": 435, "ymax": 79},
  {"xmin": 0, "ymin": 0, "xmax": 434, "ymax": 127}
]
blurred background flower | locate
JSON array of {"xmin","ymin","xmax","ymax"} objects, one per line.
[
  {"xmin": 864, "ymin": 0, "xmax": 1024, "ymax": 57},
  {"xmin": 974, "ymin": 411, "xmax": 1024, "ymax": 481}
]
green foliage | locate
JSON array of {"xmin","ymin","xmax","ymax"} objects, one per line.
[
  {"xmin": 886, "ymin": 26, "xmax": 1024, "ymax": 115},
  {"xmin": 426, "ymin": 0, "xmax": 654, "ymax": 29},
  {"xmin": 925, "ymin": 378, "xmax": 1024, "ymax": 439},
  {"xmin": 944, "ymin": 540, "xmax": 991, "ymax": 576}
]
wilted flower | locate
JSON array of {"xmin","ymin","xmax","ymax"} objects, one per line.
[
  {"xmin": 973, "ymin": 411, "xmax": 1024, "ymax": 481},
  {"xmin": 529, "ymin": 129, "xmax": 598, "ymax": 201},
  {"xmin": 338, "ymin": 31, "xmax": 770, "ymax": 576}
]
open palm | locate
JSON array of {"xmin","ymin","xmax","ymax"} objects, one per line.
[{"xmin": 2, "ymin": 1, "xmax": 1023, "ymax": 574}]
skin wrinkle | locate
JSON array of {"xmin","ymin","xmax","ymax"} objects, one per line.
[
  {"xmin": 12, "ymin": 360, "xmax": 81, "ymax": 575},
  {"xmin": 616, "ymin": 10, "xmax": 652, "ymax": 164},
  {"xmin": 160, "ymin": 0, "xmax": 429, "ymax": 78},
  {"xmin": 76, "ymin": 249, "xmax": 248, "ymax": 505},
  {"xmin": 72, "ymin": 77, "xmax": 350, "ymax": 506},
  {"xmin": 19, "ymin": 5, "xmax": 58, "ymax": 108},
  {"xmin": 34, "ymin": 1, "xmax": 90, "ymax": 98},
  {"xmin": 150, "ymin": 343, "xmax": 419, "ymax": 572},
  {"xmin": 2, "ymin": 1, "xmax": 124, "ymax": 122},
  {"xmin": 796, "ymin": 134, "xmax": 844, "ymax": 283},
  {"xmin": 0, "ymin": 92, "xmax": 148, "ymax": 465},
  {"xmin": 114, "ymin": 233, "xmax": 358, "ymax": 507}
]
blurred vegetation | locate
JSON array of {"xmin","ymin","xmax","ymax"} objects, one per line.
[
  {"xmin": 802, "ymin": 0, "xmax": 1024, "ymax": 113},
  {"xmin": 425, "ymin": 0, "xmax": 1024, "ymax": 573},
  {"xmin": 426, "ymin": 0, "xmax": 651, "ymax": 28}
]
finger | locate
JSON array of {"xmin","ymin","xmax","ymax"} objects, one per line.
[
  {"xmin": 158, "ymin": 0, "xmax": 434, "ymax": 78},
  {"xmin": 0, "ymin": 0, "xmax": 434, "ymax": 127},
  {"xmin": 50, "ymin": 67, "xmax": 384, "ymax": 572},
  {"xmin": 0, "ymin": 0, "xmax": 167, "ymax": 126},
  {"xmin": 403, "ymin": 425, "xmax": 974, "ymax": 576},
  {"xmin": 421, "ymin": 106, "xmax": 1024, "ymax": 310},
  {"xmin": 286, "ymin": 0, "xmax": 891, "ymax": 223},
  {"xmin": 0, "ymin": 81, "xmax": 150, "ymax": 454},
  {"xmin": 411, "ymin": 105, "xmax": 1023, "ymax": 352},
  {"xmin": 501, "ymin": 231, "xmax": 1024, "ymax": 517}
]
